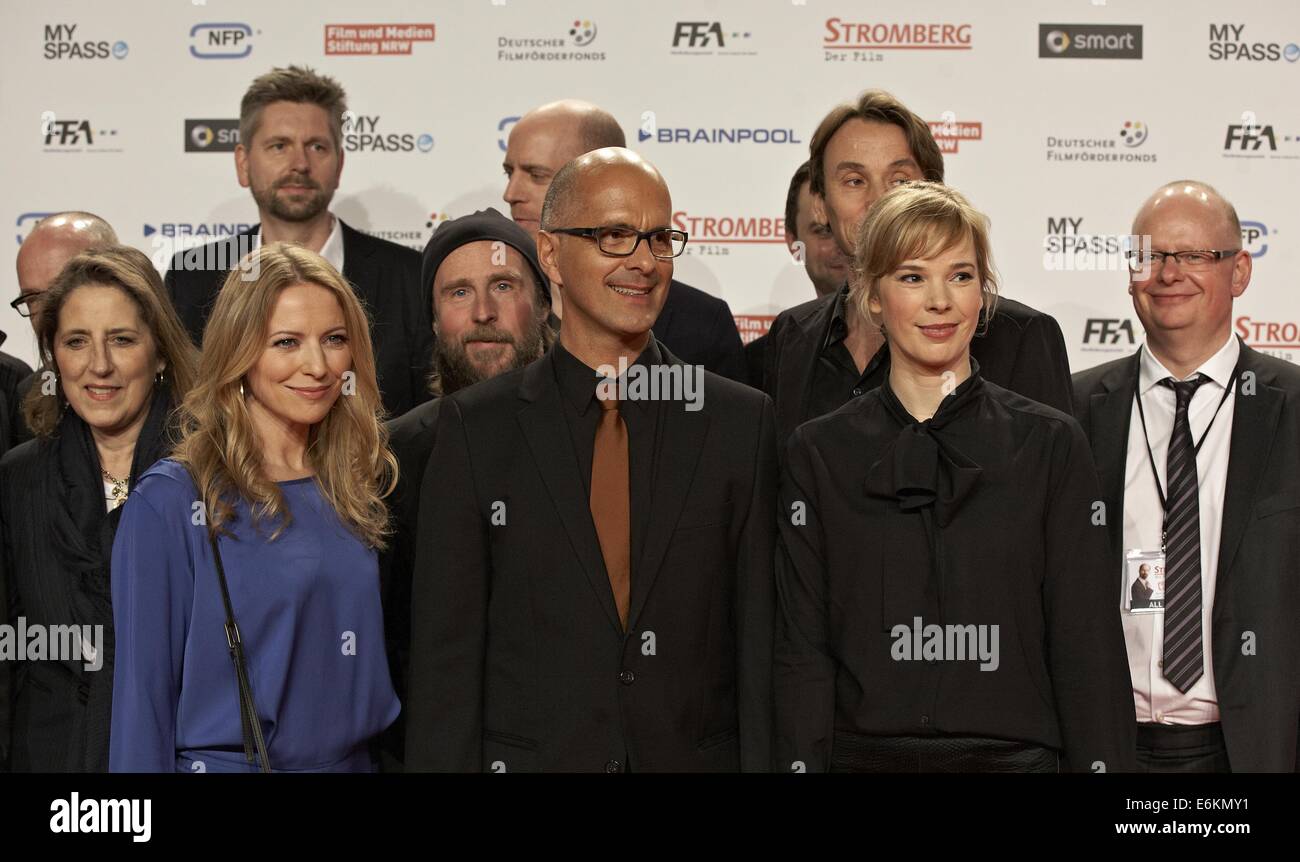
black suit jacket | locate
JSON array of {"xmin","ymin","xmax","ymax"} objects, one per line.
[
  {"xmin": 655, "ymin": 280, "xmax": 748, "ymax": 384},
  {"xmin": 376, "ymin": 396, "xmax": 443, "ymax": 769},
  {"xmin": 163, "ymin": 221, "xmax": 434, "ymax": 417},
  {"xmin": 744, "ymin": 333, "xmax": 768, "ymax": 392},
  {"xmin": 0, "ymin": 344, "xmax": 34, "ymax": 453},
  {"xmin": 763, "ymin": 291, "xmax": 1073, "ymax": 446},
  {"xmin": 405, "ymin": 344, "xmax": 776, "ymax": 771},
  {"xmin": 1072, "ymin": 340, "xmax": 1300, "ymax": 771}
]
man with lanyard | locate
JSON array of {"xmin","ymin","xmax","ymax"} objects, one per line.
[{"xmin": 1073, "ymin": 180, "xmax": 1300, "ymax": 772}]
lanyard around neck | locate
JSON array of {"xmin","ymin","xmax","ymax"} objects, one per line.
[{"xmin": 1133, "ymin": 368, "xmax": 1237, "ymax": 513}]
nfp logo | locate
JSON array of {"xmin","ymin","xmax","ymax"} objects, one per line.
[
  {"xmin": 1040, "ymin": 24, "xmax": 1142, "ymax": 59},
  {"xmin": 190, "ymin": 23, "xmax": 254, "ymax": 59},
  {"xmin": 1241, "ymin": 221, "xmax": 1270, "ymax": 257}
]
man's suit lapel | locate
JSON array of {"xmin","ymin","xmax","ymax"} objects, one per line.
[
  {"xmin": 626, "ymin": 345, "xmax": 710, "ymax": 631},
  {"xmin": 1216, "ymin": 342, "xmax": 1283, "ymax": 585},
  {"xmin": 517, "ymin": 353, "xmax": 625, "ymax": 635},
  {"xmin": 339, "ymin": 220, "xmax": 375, "ymax": 289},
  {"xmin": 777, "ymin": 294, "xmax": 835, "ymax": 439},
  {"xmin": 1088, "ymin": 352, "xmax": 1140, "ymax": 559}
]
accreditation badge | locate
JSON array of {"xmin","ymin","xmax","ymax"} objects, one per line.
[{"xmin": 1123, "ymin": 549, "xmax": 1165, "ymax": 615}]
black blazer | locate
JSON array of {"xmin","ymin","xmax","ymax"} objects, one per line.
[
  {"xmin": 0, "ymin": 346, "xmax": 34, "ymax": 453},
  {"xmin": 763, "ymin": 291, "xmax": 1074, "ymax": 446},
  {"xmin": 656, "ymin": 280, "xmax": 748, "ymax": 384},
  {"xmin": 744, "ymin": 333, "xmax": 768, "ymax": 392},
  {"xmin": 405, "ymin": 344, "xmax": 777, "ymax": 772},
  {"xmin": 163, "ymin": 221, "xmax": 434, "ymax": 417},
  {"xmin": 376, "ymin": 396, "xmax": 443, "ymax": 769},
  {"xmin": 1072, "ymin": 339, "xmax": 1300, "ymax": 771}
]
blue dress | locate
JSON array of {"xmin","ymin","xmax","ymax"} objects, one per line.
[{"xmin": 108, "ymin": 459, "xmax": 400, "ymax": 772}]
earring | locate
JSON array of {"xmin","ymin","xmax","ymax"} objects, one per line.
[{"xmin": 239, "ymin": 381, "xmax": 246, "ymax": 399}]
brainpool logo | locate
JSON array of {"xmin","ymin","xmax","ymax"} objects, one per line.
[
  {"xmin": 143, "ymin": 222, "xmax": 255, "ymax": 239},
  {"xmin": 43, "ymin": 24, "xmax": 127, "ymax": 60},
  {"xmin": 498, "ymin": 18, "xmax": 605, "ymax": 62},
  {"xmin": 1039, "ymin": 24, "xmax": 1142, "ymax": 59},
  {"xmin": 15, "ymin": 212, "xmax": 55, "ymax": 245},
  {"xmin": 343, "ymin": 115, "xmax": 433, "ymax": 153},
  {"xmin": 184, "ymin": 118, "xmax": 240, "ymax": 152},
  {"xmin": 638, "ymin": 123, "xmax": 801, "ymax": 145},
  {"xmin": 190, "ymin": 22, "xmax": 255, "ymax": 59}
]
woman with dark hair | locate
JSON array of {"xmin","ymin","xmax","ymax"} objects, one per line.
[
  {"xmin": 0, "ymin": 245, "xmax": 198, "ymax": 771},
  {"xmin": 109, "ymin": 242, "xmax": 400, "ymax": 773},
  {"xmin": 774, "ymin": 183, "xmax": 1135, "ymax": 773}
]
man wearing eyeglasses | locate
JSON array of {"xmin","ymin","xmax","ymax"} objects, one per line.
[
  {"xmin": 1073, "ymin": 180, "xmax": 1300, "ymax": 772},
  {"xmin": 502, "ymin": 99, "xmax": 749, "ymax": 383},
  {"xmin": 7, "ymin": 212, "xmax": 117, "ymax": 448},
  {"xmin": 407, "ymin": 148, "xmax": 777, "ymax": 772}
]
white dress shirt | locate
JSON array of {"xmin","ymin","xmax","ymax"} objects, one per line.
[
  {"xmin": 252, "ymin": 214, "xmax": 345, "ymax": 274},
  {"xmin": 1121, "ymin": 332, "xmax": 1239, "ymax": 725}
]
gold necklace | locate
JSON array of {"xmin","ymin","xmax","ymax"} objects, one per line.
[{"xmin": 102, "ymin": 468, "xmax": 129, "ymax": 509}]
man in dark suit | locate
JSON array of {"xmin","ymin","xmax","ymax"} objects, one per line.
[
  {"xmin": 746, "ymin": 160, "xmax": 851, "ymax": 389},
  {"xmin": 503, "ymin": 99, "xmax": 748, "ymax": 382},
  {"xmin": 1130, "ymin": 566, "xmax": 1154, "ymax": 610},
  {"xmin": 163, "ymin": 65, "xmax": 432, "ymax": 417},
  {"xmin": 762, "ymin": 90, "xmax": 1072, "ymax": 446},
  {"xmin": 379, "ymin": 208, "xmax": 552, "ymax": 768},
  {"xmin": 406, "ymin": 148, "xmax": 776, "ymax": 772},
  {"xmin": 1073, "ymin": 179, "xmax": 1300, "ymax": 772}
]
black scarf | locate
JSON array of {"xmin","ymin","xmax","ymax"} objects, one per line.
[{"xmin": 40, "ymin": 385, "xmax": 177, "ymax": 771}]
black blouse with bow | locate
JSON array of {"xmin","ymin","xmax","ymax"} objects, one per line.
[{"xmin": 774, "ymin": 363, "xmax": 1135, "ymax": 772}]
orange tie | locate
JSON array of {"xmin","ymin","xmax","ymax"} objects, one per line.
[{"xmin": 590, "ymin": 392, "xmax": 631, "ymax": 629}]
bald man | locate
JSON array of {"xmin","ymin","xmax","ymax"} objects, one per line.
[
  {"xmin": 502, "ymin": 99, "xmax": 749, "ymax": 383},
  {"xmin": 408, "ymin": 148, "xmax": 776, "ymax": 772},
  {"xmin": 1073, "ymin": 180, "xmax": 1300, "ymax": 772},
  {"xmin": 6, "ymin": 212, "xmax": 115, "ymax": 447}
]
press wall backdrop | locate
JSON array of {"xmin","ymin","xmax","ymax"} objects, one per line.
[{"xmin": 4, "ymin": 0, "xmax": 1298, "ymax": 373}]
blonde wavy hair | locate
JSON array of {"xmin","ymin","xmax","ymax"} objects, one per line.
[
  {"xmin": 24, "ymin": 245, "xmax": 199, "ymax": 437},
  {"xmin": 171, "ymin": 241, "xmax": 397, "ymax": 548},
  {"xmin": 851, "ymin": 181, "xmax": 999, "ymax": 334}
]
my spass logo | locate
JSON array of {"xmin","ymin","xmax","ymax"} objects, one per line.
[
  {"xmin": 342, "ymin": 114, "xmax": 433, "ymax": 153},
  {"xmin": 1208, "ymin": 24, "xmax": 1299, "ymax": 62},
  {"xmin": 185, "ymin": 119, "xmax": 240, "ymax": 152},
  {"xmin": 43, "ymin": 24, "xmax": 126, "ymax": 60},
  {"xmin": 190, "ymin": 22, "xmax": 255, "ymax": 59}
]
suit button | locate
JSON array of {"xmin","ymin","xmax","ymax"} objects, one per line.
[
  {"xmin": 852, "ymin": 387, "xmax": 863, "ymax": 397},
  {"xmin": 920, "ymin": 714, "xmax": 930, "ymax": 726},
  {"xmin": 1157, "ymin": 660, "xmax": 1163, "ymax": 668},
  {"xmin": 605, "ymin": 760, "xmax": 623, "ymax": 773},
  {"xmin": 619, "ymin": 669, "xmax": 635, "ymax": 685}
]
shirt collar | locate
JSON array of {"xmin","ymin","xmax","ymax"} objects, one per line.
[
  {"xmin": 1138, "ymin": 331, "xmax": 1240, "ymax": 395},
  {"xmin": 552, "ymin": 337, "xmax": 662, "ymax": 416},
  {"xmin": 252, "ymin": 214, "xmax": 345, "ymax": 274},
  {"xmin": 821, "ymin": 282, "xmax": 852, "ymax": 351}
]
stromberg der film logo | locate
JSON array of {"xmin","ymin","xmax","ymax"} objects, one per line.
[{"xmin": 822, "ymin": 18, "xmax": 972, "ymax": 63}]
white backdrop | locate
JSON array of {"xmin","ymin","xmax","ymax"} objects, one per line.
[{"xmin": 5, "ymin": 0, "xmax": 1298, "ymax": 374}]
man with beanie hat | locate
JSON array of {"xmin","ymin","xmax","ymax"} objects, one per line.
[{"xmin": 378, "ymin": 208, "xmax": 554, "ymax": 769}]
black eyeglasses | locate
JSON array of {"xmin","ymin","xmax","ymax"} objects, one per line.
[
  {"xmin": 1127, "ymin": 249, "xmax": 1240, "ymax": 272},
  {"xmin": 547, "ymin": 226, "xmax": 688, "ymax": 259},
  {"xmin": 9, "ymin": 293, "xmax": 44, "ymax": 318}
]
